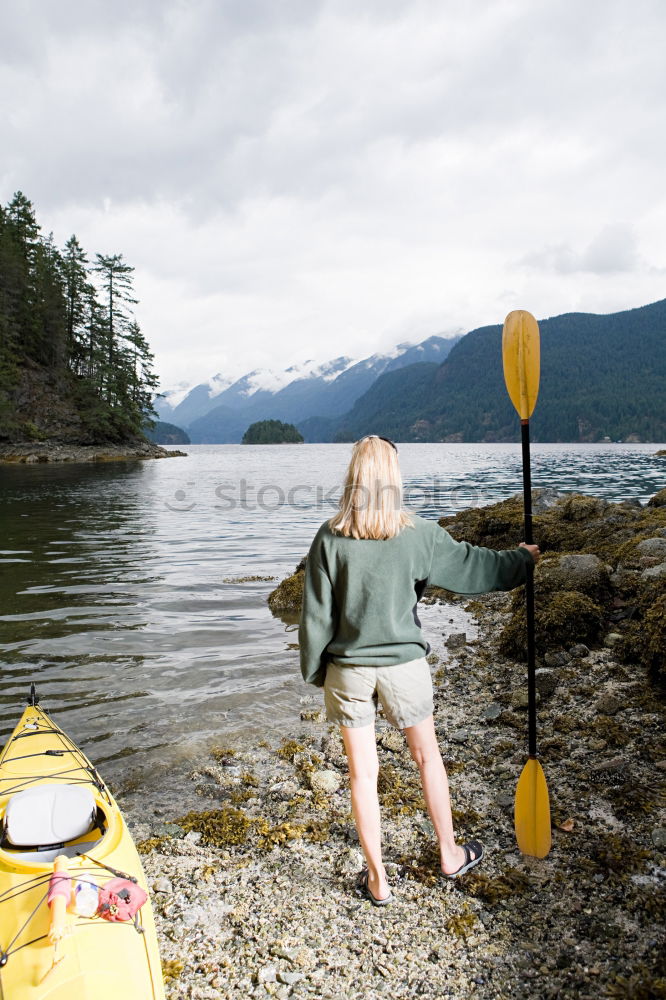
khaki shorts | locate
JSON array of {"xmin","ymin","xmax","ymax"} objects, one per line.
[{"xmin": 324, "ymin": 656, "xmax": 434, "ymax": 730}]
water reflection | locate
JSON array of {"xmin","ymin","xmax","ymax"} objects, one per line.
[{"xmin": 0, "ymin": 443, "xmax": 663, "ymax": 800}]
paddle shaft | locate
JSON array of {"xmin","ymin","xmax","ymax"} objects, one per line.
[{"xmin": 521, "ymin": 419, "xmax": 537, "ymax": 758}]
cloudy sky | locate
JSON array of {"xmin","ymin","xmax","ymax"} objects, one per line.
[{"xmin": 2, "ymin": 0, "xmax": 665, "ymax": 390}]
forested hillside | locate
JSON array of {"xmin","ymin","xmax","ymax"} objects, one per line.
[
  {"xmin": 324, "ymin": 300, "xmax": 666, "ymax": 442},
  {"xmin": 0, "ymin": 191, "xmax": 158, "ymax": 443}
]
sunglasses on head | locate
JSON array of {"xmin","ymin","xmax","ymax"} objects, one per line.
[{"xmin": 356, "ymin": 435, "xmax": 398, "ymax": 453}]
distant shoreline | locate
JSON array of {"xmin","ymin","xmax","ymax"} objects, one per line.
[{"xmin": 0, "ymin": 440, "xmax": 188, "ymax": 463}]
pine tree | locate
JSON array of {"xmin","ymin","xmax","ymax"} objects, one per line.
[
  {"xmin": 0, "ymin": 191, "xmax": 164, "ymax": 444},
  {"xmin": 93, "ymin": 253, "xmax": 137, "ymax": 403},
  {"xmin": 3, "ymin": 191, "xmax": 41, "ymax": 360},
  {"xmin": 62, "ymin": 235, "xmax": 91, "ymax": 372}
]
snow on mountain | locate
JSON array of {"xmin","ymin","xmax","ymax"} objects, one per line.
[
  {"xmin": 206, "ymin": 373, "xmax": 236, "ymax": 398},
  {"xmin": 240, "ymin": 356, "xmax": 355, "ymax": 396},
  {"xmin": 156, "ymin": 334, "xmax": 462, "ymax": 438}
]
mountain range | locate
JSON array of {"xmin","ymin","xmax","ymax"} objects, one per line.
[
  {"xmin": 154, "ymin": 298, "xmax": 666, "ymax": 444},
  {"xmin": 154, "ymin": 335, "xmax": 461, "ymax": 443}
]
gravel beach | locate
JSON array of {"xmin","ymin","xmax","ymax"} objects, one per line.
[{"xmin": 132, "ymin": 580, "xmax": 665, "ymax": 1000}]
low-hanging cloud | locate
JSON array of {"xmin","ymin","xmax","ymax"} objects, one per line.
[
  {"xmin": 519, "ymin": 224, "xmax": 642, "ymax": 275},
  {"xmin": 2, "ymin": 0, "xmax": 665, "ymax": 388}
]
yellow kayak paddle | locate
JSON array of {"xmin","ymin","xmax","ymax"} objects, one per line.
[{"xmin": 502, "ymin": 309, "xmax": 551, "ymax": 858}]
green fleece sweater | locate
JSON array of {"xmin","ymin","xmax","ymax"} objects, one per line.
[{"xmin": 298, "ymin": 513, "xmax": 533, "ymax": 686}]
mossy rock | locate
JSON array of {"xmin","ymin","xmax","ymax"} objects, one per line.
[
  {"xmin": 647, "ymin": 488, "xmax": 666, "ymax": 507},
  {"xmin": 499, "ymin": 589, "xmax": 603, "ymax": 658},
  {"xmin": 437, "ymin": 491, "xmax": 663, "ymax": 564},
  {"xmin": 616, "ymin": 578, "xmax": 666, "ymax": 687},
  {"xmin": 267, "ymin": 558, "xmax": 305, "ymax": 616},
  {"xmin": 535, "ymin": 551, "xmax": 611, "ymax": 602},
  {"xmin": 439, "ymin": 495, "xmax": 525, "ymax": 549},
  {"xmin": 618, "ymin": 595, "xmax": 666, "ymax": 687},
  {"xmin": 176, "ymin": 806, "xmax": 253, "ymax": 847}
]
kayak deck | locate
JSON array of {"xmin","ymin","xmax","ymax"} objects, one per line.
[{"xmin": 0, "ymin": 704, "xmax": 165, "ymax": 1000}]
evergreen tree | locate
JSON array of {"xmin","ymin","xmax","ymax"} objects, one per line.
[
  {"xmin": 93, "ymin": 253, "xmax": 137, "ymax": 403},
  {"xmin": 3, "ymin": 191, "xmax": 42, "ymax": 360},
  {"xmin": 62, "ymin": 235, "xmax": 91, "ymax": 372},
  {"xmin": 0, "ymin": 191, "xmax": 162, "ymax": 443}
]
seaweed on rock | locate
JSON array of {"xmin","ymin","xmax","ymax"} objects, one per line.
[{"xmin": 499, "ymin": 590, "xmax": 604, "ymax": 657}]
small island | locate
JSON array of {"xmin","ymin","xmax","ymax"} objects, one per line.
[{"xmin": 241, "ymin": 419, "xmax": 304, "ymax": 444}]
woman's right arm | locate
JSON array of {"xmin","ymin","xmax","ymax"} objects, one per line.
[{"xmin": 298, "ymin": 540, "xmax": 337, "ymax": 687}]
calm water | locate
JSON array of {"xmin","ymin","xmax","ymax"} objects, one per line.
[{"xmin": 0, "ymin": 443, "xmax": 663, "ymax": 807}]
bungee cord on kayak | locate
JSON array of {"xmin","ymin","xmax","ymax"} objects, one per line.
[{"xmin": 0, "ymin": 689, "xmax": 165, "ymax": 998}]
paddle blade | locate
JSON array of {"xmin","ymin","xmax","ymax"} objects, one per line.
[
  {"xmin": 515, "ymin": 757, "xmax": 551, "ymax": 858},
  {"xmin": 502, "ymin": 310, "xmax": 540, "ymax": 420}
]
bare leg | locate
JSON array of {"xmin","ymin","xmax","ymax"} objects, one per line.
[
  {"xmin": 340, "ymin": 724, "xmax": 390, "ymax": 901},
  {"xmin": 404, "ymin": 715, "xmax": 480, "ymax": 874}
]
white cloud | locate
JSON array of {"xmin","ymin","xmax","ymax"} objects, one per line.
[{"xmin": 1, "ymin": 0, "xmax": 665, "ymax": 388}]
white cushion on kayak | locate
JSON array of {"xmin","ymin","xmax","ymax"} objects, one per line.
[{"xmin": 4, "ymin": 784, "xmax": 96, "ymax": 846}]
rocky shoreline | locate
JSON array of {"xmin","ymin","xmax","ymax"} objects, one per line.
[
  {"xmin": 0, "ymin": 440, "xmax": 188, "ymax": 463},
  {"xmin": 128, "ymin": 489, "xmax": 665, "ymax": 1000}
]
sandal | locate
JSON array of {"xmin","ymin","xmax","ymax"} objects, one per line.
[
  {"xmin": 356, "ymin": 868, "xmax": 393, "ymax": 906},
  {"xmin": 441, "ymin": 840, "xmax": 484, "ymax": 879}
]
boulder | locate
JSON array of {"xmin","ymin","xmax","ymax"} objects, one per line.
[
  {"xmin": 500, "ymin": 590, "xmax": 603, "ymax": 658},
  {"xmin": 641, "ymin": 562, "xmax": 666, "ymax": 581},
  {"xmin": 536, "ymin": 553, "xmax": 611, "ymax": 601},
  {"xmin": 636, "ymin": 537, "xmax": 666, "ymax": 560},
  {"xmin": 647, "ymin": 487, "xmax": 666, "ymax": 507},
  {"xmin": 268, "ymin": 558, "xmax": 306, "ymax": 615}
]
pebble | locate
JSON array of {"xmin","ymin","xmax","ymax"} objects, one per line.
[
  {"xmin": 482, "ymin": 703, "xmax": 503, "ymax": 721},
  {"xmin": 153, "ymin": 876, "xmax": 173, "ymax": 894},
  {"xmin": 569, "ymin": 644, "xmax": 590, "ymax": 657},
  {"xmin": 596, "ymin": 692, "xmax": 623, "ymax": 715},
  {"xmin": 534, "ymin": 668, "xmax": 559, "ymax": 697},
  {"xmin": 591, "ymin": 756, "xmax": 626, "ymax": 772},
  {"xmin": 257, "ymin": 966, "xmax": 278, "ymax": 984},
  {"xmin": 449, "ymin": 728, "xmax": 470, "ymax": 743},
  {"xmin": 544, "ymin": 650, "xmax": 570, "ymax": 667},
  {"xmin": 511, "ymin": 689, "xmax": 530, "ymax": 709},
  {"xmin": 380, "ymin": 729, "xmax": 404, "ymax": 752},
  {"xmin": 277, "ymin": 972, "xmax": 305, "ymax": 986},
  {"xmin": 651, "ymin": 828, "xmax": 666, "ymax": 849},
  {"xmin": 309, "ymin": 769, "xmax": 342, "ymax": 793}
]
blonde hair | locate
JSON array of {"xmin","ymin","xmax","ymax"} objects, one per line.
[{"xmin": 328, "ymin": 436, "xmax": 413, "ymax": 540}]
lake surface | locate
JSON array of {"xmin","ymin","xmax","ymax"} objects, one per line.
[{"xmin": 0, "ymin": 443, "xmax": 663, "ymax": 810}]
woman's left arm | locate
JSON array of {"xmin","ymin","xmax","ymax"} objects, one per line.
[
  {"xmin": 428, "ymin": 525, "xmax": 537, "ymax": 595},
  {"xmin": 298, "ymin": 543, "xmax": 337, "ymax": 687}
]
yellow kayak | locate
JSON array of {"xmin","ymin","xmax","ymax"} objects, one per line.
[{"xmin": 0, "ymin": 689, "xmax": 165, "ymax": 999}]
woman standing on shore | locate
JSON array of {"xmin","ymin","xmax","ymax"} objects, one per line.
[{"xmin": 299, "ymin": 436, "xmax": 539, "ymax": 904}]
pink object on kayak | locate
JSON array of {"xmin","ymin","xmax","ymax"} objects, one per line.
[
  {"xmin": 98, "ymin": 878, "xmax": 147, "ymax": 921},
  {"xmin": 47, "ymin": 871, "xmax": 72, "ymax": 906}
]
